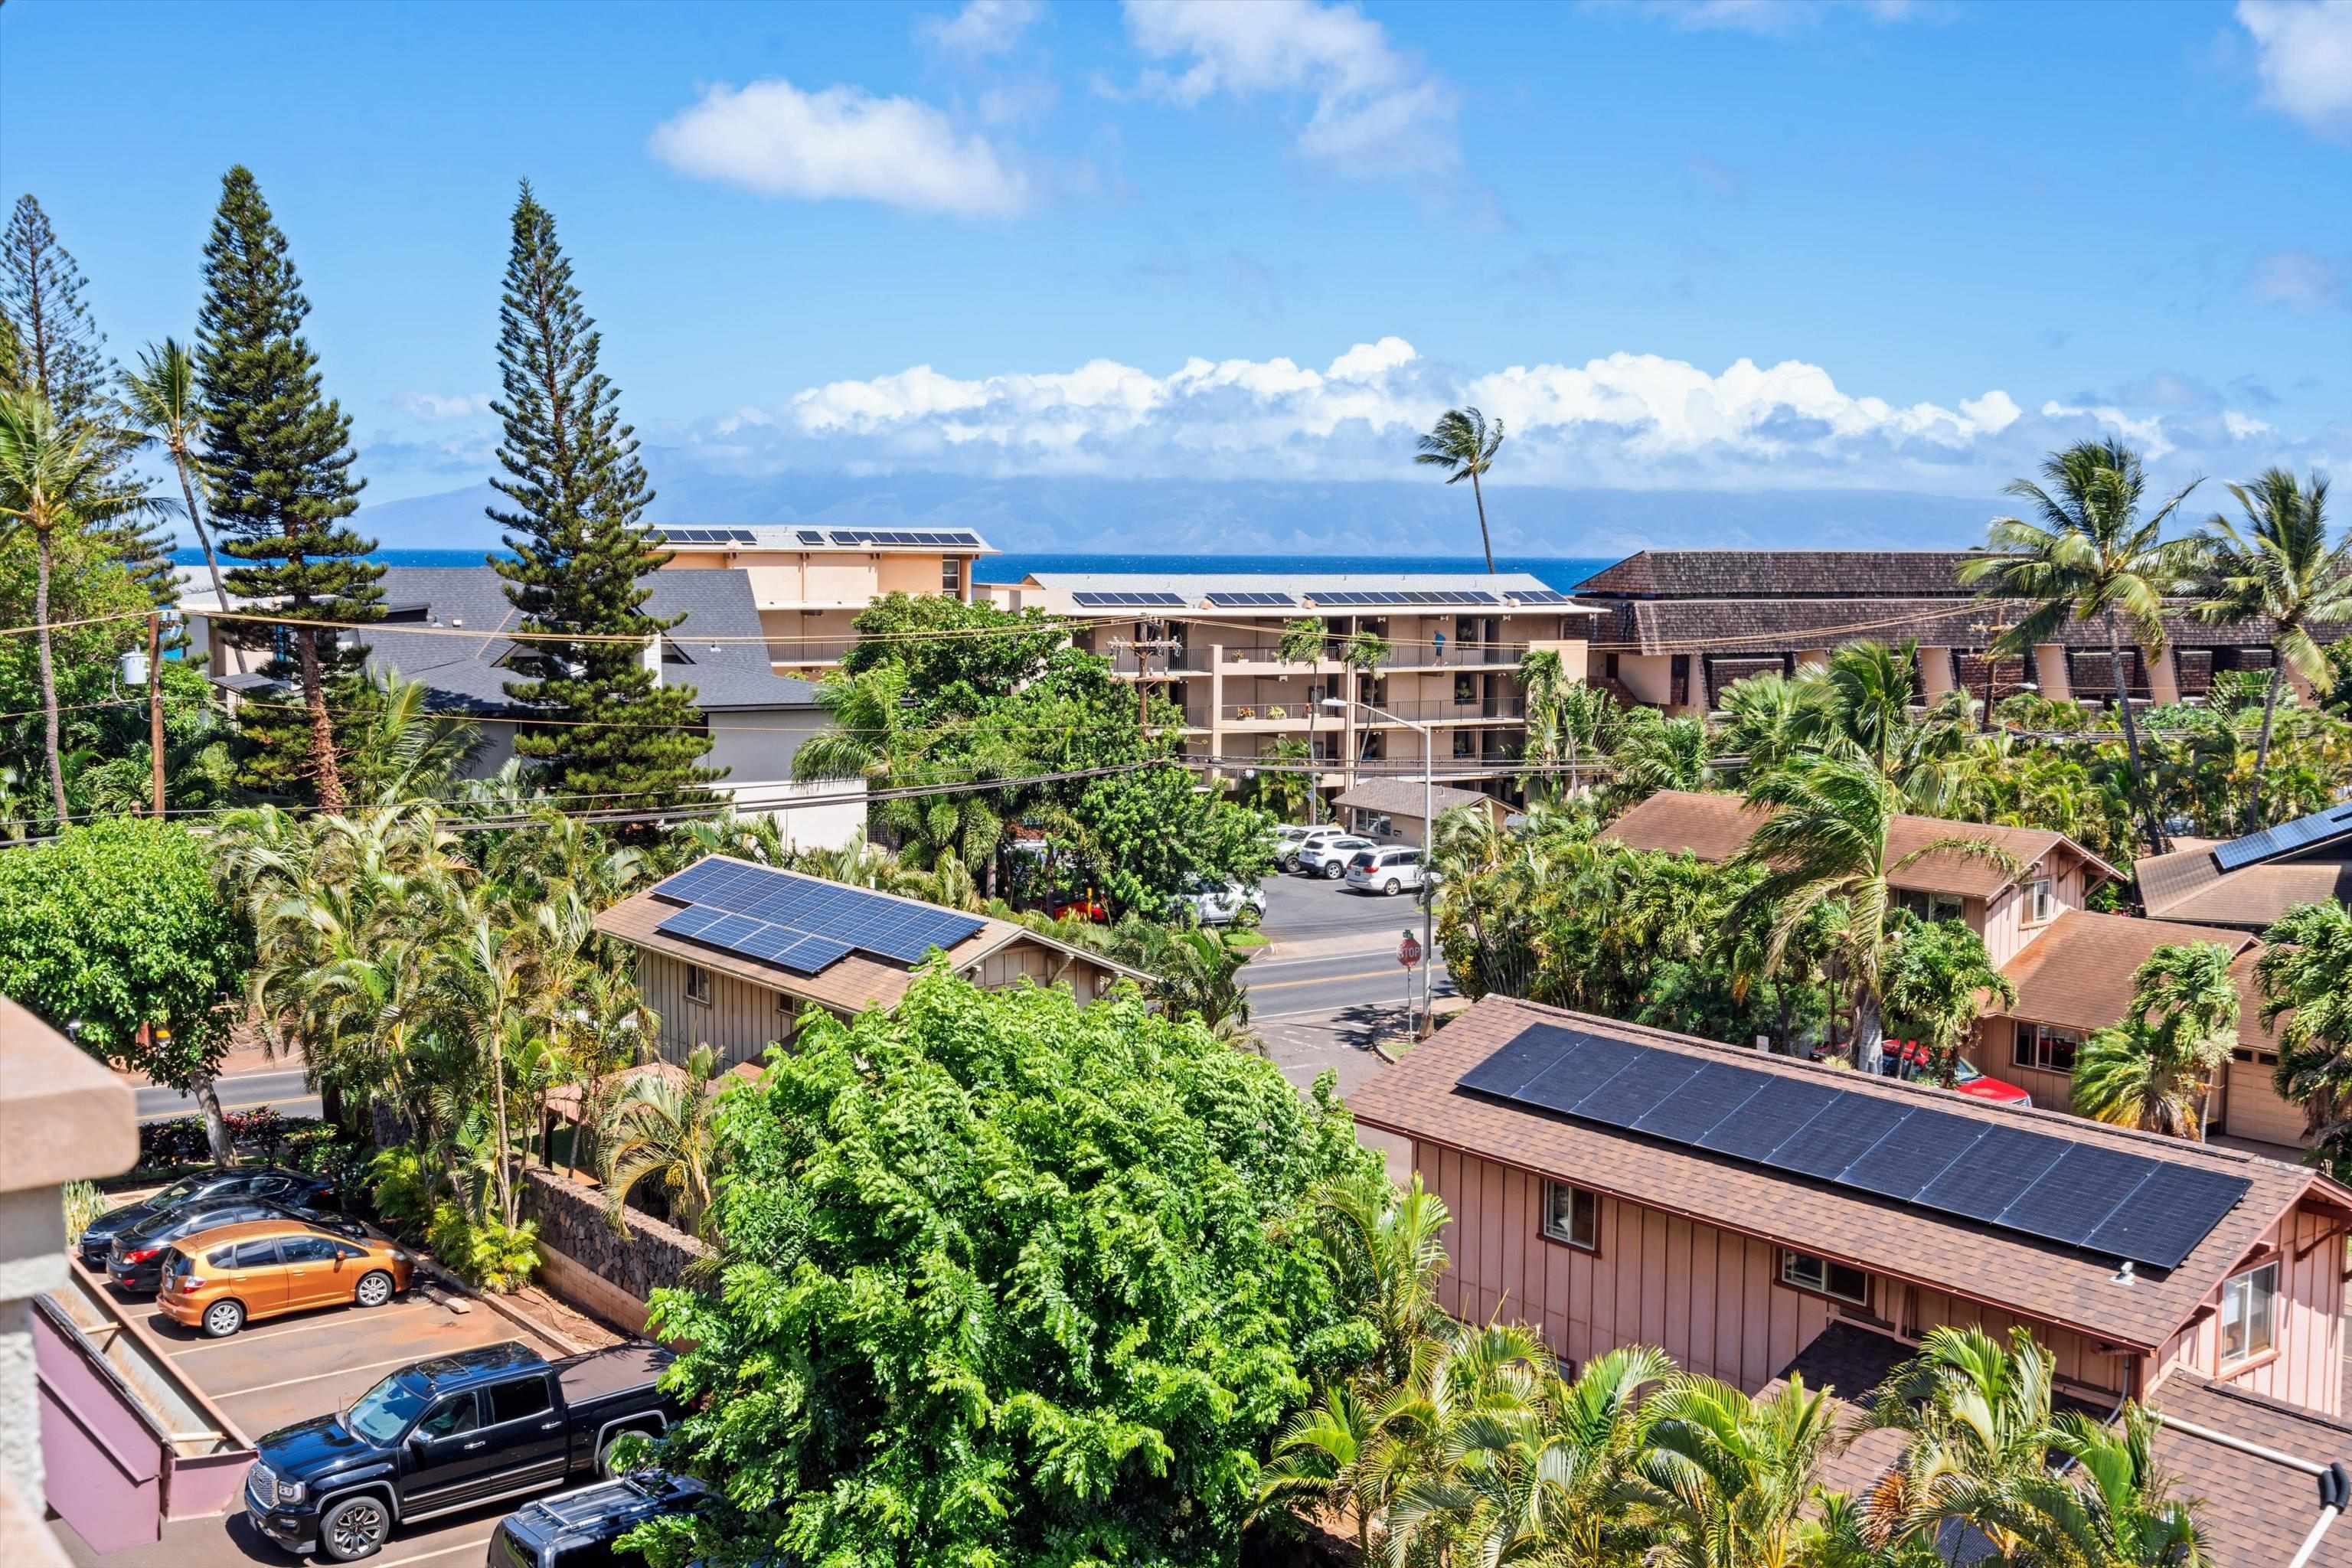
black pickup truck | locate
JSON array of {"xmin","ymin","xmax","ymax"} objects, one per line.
[{"xmin": 245, "ymin": 1341, "xmax": 678, "ymax": 1562}]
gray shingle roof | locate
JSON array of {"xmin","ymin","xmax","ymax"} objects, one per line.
[
  {"xmin": 1334, "ymin": 778, "xmax": 1500, "ymax": 821},
  {"xmin": 363, "ymin": 567, "xmax": 819, "ymax": 715}
]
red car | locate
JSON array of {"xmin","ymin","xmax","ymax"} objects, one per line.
[
  {"xmin": 1882, "ymin": 1039, "xmax": 2032, "ymax": 1106},
  {"xmin": 1046, "ymin": 894, "xmax": 1108, "ymax": 923}
]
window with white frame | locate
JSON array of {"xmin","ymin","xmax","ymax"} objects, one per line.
[
  {"xmin": 1541, "ymin": 1182, "xmax": 1598, "ymax": 1251},
  {"xmin": 2013, "ymin": 1021, "xmax": 2081, "ymax": 1073},
  {"xmin": 2026, "ymin": 877, "xmax": 2056, "ymax": 923},
  {"xmin": 2220, "ymin": 1259, "xmax": 2279, "ymax": 1364},
  {"xmin": 684, "ymin": 965, "xmax": 711, "ymax": 1004},
  {"xmin": 1780, "ymin": 1250, "xmax": 1870, "ymax": 1305},
  {"xmin": 942, "ymin": 557, "xmax": 962, "ymax": 595}
]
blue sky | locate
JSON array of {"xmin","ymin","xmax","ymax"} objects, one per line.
[{"xmin": 2, "ymin": 0, "xmax": 2346, "ymax": 545}]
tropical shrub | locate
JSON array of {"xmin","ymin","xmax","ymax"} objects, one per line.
[
  {"xmin": 427, "ymin": 1204, "xmax": 540, "ymax": 1294},
  {"xmin": 61, "ymin": 1180, "xmax": 107, "ymax": 1245}
]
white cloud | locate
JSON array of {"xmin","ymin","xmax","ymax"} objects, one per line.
[
  {"xmin": 680, "ymin": 338, "xmax": 2086, "ymax": 489},
  {"xmin": 2224, "ymin": 410, "xmax": 2275, "ymax": 439},
  {"xmin": 1596, "ymin": 0, "xmax": 1933, "ymax": 34},
  {"xmin": 400, "ymin": 392, "xmax": 492, "ymax": 420},
  {"xmin": 648, "ymin": 79, "xmax": 1031, "ymax": 217},
  {"xmin": 2039, "ymin": 400, "xmax": 2175, "ymax": 459},
  {"xmin": 2252, "ymin": 250, "xmax": 2346, "ymax": 312},
  {"xmin": 2236, "ymin": 0, "xmax": 2352, "ymax": 139},
  {"xmin": 1122, "ymin": 0, "xmax": 1459, "ymax": 175},
  {"xmin": 916, "ymin": 0, "xmax": 1044, "ymax": 58}
]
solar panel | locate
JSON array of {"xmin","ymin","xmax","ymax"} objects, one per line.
[
  {"xmin": 1072, "ymin": 590, "xmax": 1186, "ymax": 609},
  {"xmin": 1205, "ymin": 590, "xmax": 1298, "ymax": 608},
  {"xmin": 729, "ymin": 529, "xmax": 757, "ymax": 544},
  {"xmin": 1457, "ymin": 1029, "xmax": 2251, "ymax": 1269},
  {"xmin": 1306, "ymin": 589, "xmax": 1504, "ymax": 608},
  {"xmin": 797, "ymin": 529, "xmax": 827, "ymax": 544},
  {"xmin": 1511, "ymin": 589, "xmax": 1573, "ymax": 605},
  {"xmin": 650, "ymin": 857, "xmax": 987, "ymax": 978},
  {"xmin": 2210, "ymin": 803, "xmax": 2352, "ymax": 872}
]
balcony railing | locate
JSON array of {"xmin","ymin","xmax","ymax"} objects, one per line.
[
  {"xmin": 1216, "ymin": 641, "xmax": 1526, "ymax": 669},
  {"xmin": 1109, "ymin": 646, "xmax": 1217, "ymax": 675},
  {"xmin": 767, "ymin": 639, "xmax": 858, "ymax": 665},
  {"xmin": 1214, "ymin": 697, "xmax": 1526, "ymax": 725}
]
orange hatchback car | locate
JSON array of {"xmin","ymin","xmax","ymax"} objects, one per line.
[{"xmin": 157, "ymin": 1220, "xmax": 415, "ymax": 1338}]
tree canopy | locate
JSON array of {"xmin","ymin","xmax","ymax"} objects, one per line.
[{"xmin": 633, "ymin": 965, "xmax": 1381, "ymax": 1568}]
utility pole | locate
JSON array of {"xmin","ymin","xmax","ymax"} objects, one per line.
[
  {"xmin": 1971, "ymin": 619, "xmax": 2014, "ymax": 732},
  {"xmin": 149, "ymin": 612, "xmax": 165, "ymax": 816},
  {"xmin": 1112, "ymin": 624, "xmax": 1183, "ymax": 738}
]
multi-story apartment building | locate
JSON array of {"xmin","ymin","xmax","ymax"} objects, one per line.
[
  {"xmin": 988, "ymin": 572, "xmax": 1603, "ymax": 802},
  {"xmin": 649, "ymin": 524, "xmax": 995, "ymax": 673}
]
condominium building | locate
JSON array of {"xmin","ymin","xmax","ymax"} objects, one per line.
[{"xmin": 989, "ymin": 572, "xmax": 1604, "ymax": 800}]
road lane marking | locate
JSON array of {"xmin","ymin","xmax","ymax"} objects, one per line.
[
  {"xmin": 167, "ymin": 1302, "xmax": 438, "ymax": 1354},
  {"xmin": 1245, "ymin": 967, "xmax": 1419, "ymax": 992},
  {"xmin": 214, "ymin": 1351, "xmax": 450, "ymax": 1400},
  {"xmin": 378, "ymin": 1533, "xmax": 500, "ymax": 1566}
]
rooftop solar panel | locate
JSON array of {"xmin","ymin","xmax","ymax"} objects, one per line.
[
  {"xmin": 650, "ymin": 857, "xmax": 987, "ymax": 978},
  {"xmin": 1456, "ymin": 1028, "xmax": 2249, "ymax": 1270},
  {"xmin": 1205, "ymin": 590, "xmax": 1298, "ymax": 608},
  {"xmin": 1511, "ymin": 590, "xmax": 1573, "ymax": 605},
  {"xmin": 2210, "ymin": 803, "xmax": 2352, "ymax": 872},
  {"xmin": 1072, "ymin": 590, "xmax": 1187, "ymax": 609},
  {"xmin": 1306, "ymin": 589, "xmax": 1504, "ymax": 608},
  {"xmin": 797, "ymin": 530, "xmax": 827, "ymax": 544}
]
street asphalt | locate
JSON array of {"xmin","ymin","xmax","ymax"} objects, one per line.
[{"xmin": 138, "ymin": 1067, "xmax": 322, "ymax": 1125}]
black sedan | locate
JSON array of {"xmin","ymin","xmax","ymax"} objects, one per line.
[
  {"xmin": 106, "ymin": 1197, "xmax": 364, "ymax": 1293},
  {"xmin": 77, "ymin": 1165, "xmax": 339, "ymax": 1269}
]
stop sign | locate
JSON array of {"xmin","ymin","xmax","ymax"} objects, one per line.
[{"xmin": 1399, "ymin": 932, "xmax": 1423, "ymax": 968}]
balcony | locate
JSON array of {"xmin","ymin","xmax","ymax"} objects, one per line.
[
  {"xmin": 767, "ymin": 638, "xmax": 858, "ymax": 668},
  {"xmin": 1383, "ymin": 641, "xmax": 1529, "ymax": 670},
  {"xmin": 1109, "ymin": 645, "xmax": 1217, "ymax": 676},
  {"xmin": 1213, "ymin": 697, "xmax": 1525, "ymax": 727}
]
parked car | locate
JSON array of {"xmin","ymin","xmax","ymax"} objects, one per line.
[
  {"xmin": 247, "ymin": 1341, "xmax": 680, "ymax": 1562},
  {"xmin": 1045, "ymin": 893, "xmax": 1108, "ymax": 923},
  {"xmin": 105, "ymin": 1197, "xmax": 366, "ymax": 1293},
  {"xmin": 1344, "ymin": 846, "xmax": 1426, "ymax": 897},
  {"xmin": 77, "ymin": 1165, "xmax": 339, "ymax": 1270},
  {"xmin": 487, "ymin": 1471, "xmax": 707, "ymax": 1568},
  {"xmin": 1279, "ymin": 825, "xmax": 1356, "ymax": 874},
  {"xmin": 1298, "ymin": 835, "xmax": 1377, "ymax": 879},
  {"xmin": 1880, "ymin": 1039, "xmax": 2033, "ymax": 1106},
  {"xmin": 155, "ymin": 1220, "xmax": 415, "ymax": 1338},
  {"xmin": 1168, "ymin": 875, "xmax": 1266, "ymax": 925}
]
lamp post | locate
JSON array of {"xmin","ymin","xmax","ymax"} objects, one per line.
[{"xmin": 1324, "ymin": 694, "xmax": 1435, "ymax": 1035}]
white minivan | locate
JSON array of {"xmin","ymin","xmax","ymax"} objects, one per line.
[{"xmin": 1344, "ymin": 845, "xmax": 1426, "ymax": 896}]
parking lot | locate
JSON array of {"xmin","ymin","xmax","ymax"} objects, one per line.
[
  {"xmin": 54, "ymin": 1256, "xmax": 577, "ymax": 1568},
  {"xmin": 1256, "ymin": 857, "xmax": 1431, "ymax": 943}
]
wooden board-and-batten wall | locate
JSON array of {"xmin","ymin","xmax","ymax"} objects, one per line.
[
  {"xmin": 639, "ymin": 950, "xmax": 797, "ymax": 1068},
  {"xmin": 1412, "ymin": 1140, "xmax": 2311, "ymax": 1410}
]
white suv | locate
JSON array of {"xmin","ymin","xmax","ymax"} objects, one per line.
[
  {"xmin": 1298, "ymin": 835, "xmax": 1377, "ymax": 879},
  {"xmin": 1279, "ymin": 825, "xmax": 1354, "ymax": 874},
  {"xmin": 1344, "ymin": 845, "xmax": 1426, "ymax": 896},
  {"xmin": 1169, "ymin": 876, "xmax": 1268, "ymax": 926}
]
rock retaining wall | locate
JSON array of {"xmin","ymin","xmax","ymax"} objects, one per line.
[{"xmin": 518, "ymin": 1165, "xmax": 708, "ymax": 1337}]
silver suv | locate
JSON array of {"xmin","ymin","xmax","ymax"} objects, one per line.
[{"xmin": 1344, "ymin": 845, "xmax": 1426, "ymax": 896}]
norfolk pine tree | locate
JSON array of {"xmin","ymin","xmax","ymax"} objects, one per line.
[
  {"xmin": 195, "ymin": 168, "xmax": 383, "ymax": 809},
  {"xmin": 488, "ymin": 183, "xmax": 714, "ymax": 817}
]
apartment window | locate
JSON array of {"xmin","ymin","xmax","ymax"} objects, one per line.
[
  {"xmin": 2220, "ymin": 1260, "xmax": 2279, "ymax": 1364},
  {"xmin": 684, "ymin": 965, "xmax": 711, "ymax": 1005},
  {"xmin": 1453, "ymin": 731, "xmax": 1476, "ymax": 759},
  {"xmin": 1780, "ymin": 1250, "xmax": 1870, "ymax": 1306},
  {"xmin": 1542, "ymin": 1182, "xmax": 1598, "ymax": 1251},
  {"xmin": 1453, "ymin": 673, "xmax": 1476, "ymax": 704},
  {"xmin": 941, "ymin": 557, "xmax": 962, "ymax": 596},
  {"xmin": 2013, "ymin": 1021, "xmax": 2081, "ymax": 1074},
  {"xmin": 2025, "ymin": 877, "xmax": 2056, "ymax": 923}
]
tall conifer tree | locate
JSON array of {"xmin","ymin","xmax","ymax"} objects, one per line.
[
  {"xmin": 195, "ymin": 167, "xmax": 381, "ymax": 809},
  {"xmin": 489, "ymin": 182, "xmax": 716, "ymax": 816},
  {"xmin": 0, "ymin": 194, "xmax": 174, "ymax": 604}
]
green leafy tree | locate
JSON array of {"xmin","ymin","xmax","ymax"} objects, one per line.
[
  {"xmin": 599, "ymin": 1043, "xmax": 724, "ymax": 1236},
  {"xmin": 1960, "ymin": 439, "xmax": 2202, "ymax": 858},
  {"xmin": 1413, "ymin": 406, "xmax": 1504, "ymax": 571},
  {"xmin": 1240, "ymin": 734, "xmax": 1314, "ymax": 822},
  {"xmin": 2013, "ymin": 1406, "xmax": 2210, "ymax": 1568},
  {"xmin": 1136, "ymin": 924, "xmax": 1254, "ymax": 1044},
  {"xmin": 488, "ymin": 183, "xmax": 716, "ymax": 818},
  {"xmin": 2071, "ymin": 941, "xmax": 2239, "ymax": 1139},
  {"xmin": 2256, "ymin": 900, "xmax": 2352, "ymax": 1178},
  {"xmin": 1632, "ymin": 1374, "xmax": 1843, "ymax": 1568},
  {"xmin": 839, "ymin": 587, "xmax": 1068, "ymax": 691},
  {"xmin": 0, "ymin": 818, "xmax": 248, "ymax": 1162},
  {"xmin": 634, "ymin": 969, "xmax": 1379, "ymax": 1568},
  {"xmin": 195, "ymin": 165, "xmax": 382, "ymax": 808},
  {"xmin": 1880, "ymin": 913, "xmax": 2017, "ymax": 1087},
  {"xmin": 1860, "ymin": 1327, "xmax": 2061, "ymax": 1560},
  {"xmin": 2190, "ymin": 469, "xmax": 2345, "ymax": 830}
]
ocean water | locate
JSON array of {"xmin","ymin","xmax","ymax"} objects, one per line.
[{"xmin": 171, "ymin": 547, "xmax": 1616, "ymax": 594}]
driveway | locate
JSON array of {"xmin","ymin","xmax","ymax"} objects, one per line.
[{"xmin": 52, "ymin": 1256, "xmax": 577, "ymax": 1568}]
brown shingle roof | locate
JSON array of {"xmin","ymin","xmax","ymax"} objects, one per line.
[
  {"xmin": 1599, "ymin": 789, "xmax": 2116, "ymax": 898},
  {"xmin": 1611, "ymin": 599, "xmax": 2307, "ymax": 658},
  {"xmin": 1334, "ymin": 779, "xmax": 1501, "ymax": 822},
  {"xmin": 1573, "ymin": 551, "xmax": 1990, "ymax": 599},
  {"xmin": 1998, "ymin": 910, "xmax": 2276, "ymax": 1045},
  {"xmin": 1347, "ymin": 995, "xmax": 2341, "ymax": 1349},
  {"xmin": 2147, "ymin": 1371, "xmax": 2352, "ymax": 1568},
  {"xmin": 2140, "ymin": 851, "xmax": 2352, "ymax": 931}
]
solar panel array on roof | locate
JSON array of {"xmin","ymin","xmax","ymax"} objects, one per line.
[
  {"xmin": 2210, "ymin": 803, "xmax": 2352, "ymax": 872},
  {"xmin": 827, "ymin": 529, "xmax": 984, "ymax": 547},
  {"xmin": 1072, "ymin": 590, "xmax": 1187, "ymax": 609},
  {"xmin": 1456, "ymin": 1023, "xmax": 2248, "ymax": 1271},
  {"xmin": 1308, "ymin": 590, "xmax": 1504, "ymax": 607},
  {"xmin": 795, "ymin": 529, "xmax": 827, "ymax": 544},
  {"xmin": 651, "ymin": 857, "xmax": 987, "ymax": 977},
  {"xmin": 1205, "ymin": 590, "xmax": 1298, "ymax": 608},
  {"xmin": 1510, "ymin": 589, "xmax": 1573, "ymax": 605},
  {"xmin": 658, "ymin": 528, "xmax": 758, "ymax": 546}
]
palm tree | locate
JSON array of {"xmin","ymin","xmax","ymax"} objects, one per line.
[
  {"xmin": 1735, "ymin": 754, "xmax": 2022, "ymax": 1071},
  {"xmin": 1960, "ymin": 439, "xmax": 2203, "ymax": 858},
  {"xmin": 1632, "ymin": 1373, "xmax": 1841, "ymax": 1568},
  {"xmin": 1414, "ymin": 407, "xmax": 1505, "ymax": 571},
  {"xmin": 2190, "ymin": 469, "xmax": 2345, "ymax": 830},
  {"xmin": 119, "ymin": 338, "xmax": 235, "ymax": 664},
  {"xmin": 2071, "ymin": 941, "xmax": 2239, "ymax": 1139},
  {"xmin": 600, "ymin": 1044, "xmax": 724, "ymax": 1237},
  {"xmin": 1141, "ymin": 926, "xmax": 1254, "ymax": 1044},
  {"xmin": 2014, "ymin": 1406, "xmax": 2210, "ymax": 1568},
  {"xmin": 0, "ymin": 388, "xmax": 136, "ymax": 822},
  {"xmin": 2256, "ymin": 900, "xmax": 2352, "ymax": 1167},
  {"xmin": 1312, "ymin": 1171, "xmax": 1452, "ymax": 1387},
  {"xmin": 1860, "ymin": 1327, "xmax": 2060, "ymax": 1560},
  {"xmin": 1718, "ymin": 670, "xmax": 1822, "ymax": 779},
  {"xmin": 1277, "ymin": 616, "xmax": 1330, "ymax": 823},
  {"xmin": 341, "ymin": 669, "xmax": 482, "ymax": 803},
  {"xmin": 1609, "ymin": 710, "xmax": 1713, "ymax": 806}
]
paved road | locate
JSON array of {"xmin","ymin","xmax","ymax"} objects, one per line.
[
  {"xmin": 138, "ymin": 1068, "xmax": 322, "ymax": 1125},
  {"xmin": 1242, "ymin": 946, "xmax": 1453, "ymax": 1023},
  {"xmin": 1256, "ymin": 863, "xmax": 1431, "ymax": 943}
]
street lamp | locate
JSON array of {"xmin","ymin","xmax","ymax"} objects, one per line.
[{"xmin": 1323, "ymin": 694, "xmax": 1435, "ymax": 1035}]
